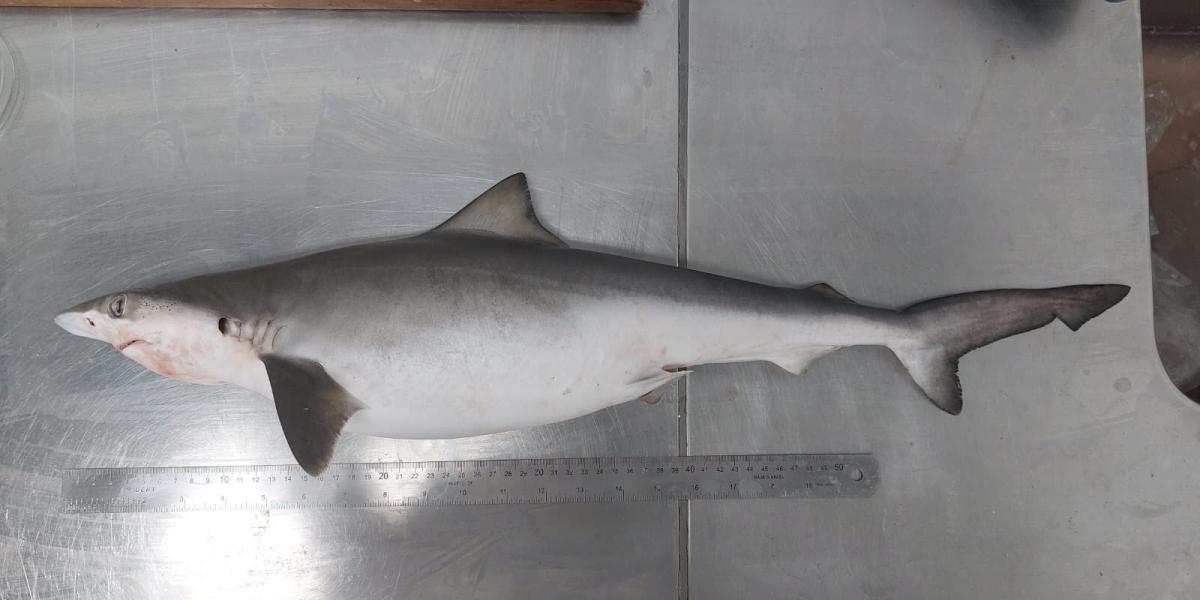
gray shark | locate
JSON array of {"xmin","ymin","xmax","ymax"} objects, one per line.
[{"xmin": 55, "ymin": 173, "xmax": 1130, "ymax": 474}]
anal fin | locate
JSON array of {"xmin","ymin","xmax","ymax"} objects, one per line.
[
  {"xmin": 261, "ymin": 354, "xmax": 363, "ymax": 475},
  {"xmin": 891, "ymin": 347, "xmax": 962, "ymax": 415},
  {"xmin": 768, "ymin": 346, "xmax": 840, "ymax": 376}
]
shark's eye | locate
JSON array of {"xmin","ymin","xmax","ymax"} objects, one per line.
[{"xmin": 109, "ymin": 295, "xmax": 126, "ymax": 318}]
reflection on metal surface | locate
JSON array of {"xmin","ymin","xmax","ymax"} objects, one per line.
[
  {"xmin": 0, "ymin": 33, "xmax": 22, "ymax": 138},
  {"xmin": 61, "ymin": 455, "xmax": 880, "ymax": 512},
  {"xmin": 155, "ymin": 511, "xmax": 315, "ymax": 599}
]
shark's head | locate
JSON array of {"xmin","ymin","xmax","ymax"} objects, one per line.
[{"xmin": 54, "ymin": 291, "xmax": 240, "ymax": 385}]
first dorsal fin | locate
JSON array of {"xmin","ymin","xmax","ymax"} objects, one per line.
[{"xmin": 432, "ymin": 173, "xmax": 566, "ymax": 247}]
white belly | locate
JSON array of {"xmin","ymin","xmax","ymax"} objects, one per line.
[
  {"xmin": 333, "ymin": 300, "xmax": 685, "ymax": 438},
  {"xmin": 268, "ymin": 296, "xmax": 888, "ymax": 440}
]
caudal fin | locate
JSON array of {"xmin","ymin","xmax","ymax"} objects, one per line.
[{"xmin": 890, "ymin": 284, "xmax": 1129, "ymax": 415}]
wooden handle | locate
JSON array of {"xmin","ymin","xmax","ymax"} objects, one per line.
[{"xmin": 0, "ymin": 0, "xmax": 643, "ymax": 10}]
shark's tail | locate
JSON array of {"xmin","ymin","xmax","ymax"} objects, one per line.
[{"xmin": 889, "ymin": 284, "xmax": 1129, "ymax": 414}]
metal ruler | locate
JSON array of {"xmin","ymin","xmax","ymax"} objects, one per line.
[{"xmin": 60, "ymin": 453, "xmax": 878, "ymax": 513}]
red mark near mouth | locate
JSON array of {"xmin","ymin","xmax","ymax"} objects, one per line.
[{"xmin": 116, "ymin": 339, "xmax": 145, "ymax": 351}]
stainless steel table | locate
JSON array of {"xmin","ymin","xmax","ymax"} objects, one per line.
[{"xmin": 1, "ymin": 1, "xmax": 1192, "ymax": 598}]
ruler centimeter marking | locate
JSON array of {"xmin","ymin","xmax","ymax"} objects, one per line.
[{"xmin": 60, "ymin": 453, "xmax": 878, "ymax": 513}]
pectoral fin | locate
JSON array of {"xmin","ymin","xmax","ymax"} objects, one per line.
[{"xmin": 261, "ymin": 354, "xmax": 363, "ymax": 476}]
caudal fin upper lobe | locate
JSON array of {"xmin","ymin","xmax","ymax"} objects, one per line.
[{"xmin": 888, "ymin": 284, "xmax": 1129, "ymax": 414}]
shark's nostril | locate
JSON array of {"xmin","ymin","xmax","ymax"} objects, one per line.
[{"xmin": 87, "ymin": 318, "xmax": 95, "ymax": 327}]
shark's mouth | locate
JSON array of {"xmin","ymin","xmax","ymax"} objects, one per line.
[{"xmin": 116, "ymin": 339, "xmax": 146, "ymax": 352}]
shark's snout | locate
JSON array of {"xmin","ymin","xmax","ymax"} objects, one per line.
[{"xmin": 54, "ymin": 307, "xmax": 105, "ymax": 341}]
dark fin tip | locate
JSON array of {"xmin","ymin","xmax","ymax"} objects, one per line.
[
  {"xmin": 933, "ymin": 364, "xmax": 964, "ymax": 415},
  {"xmin": 1056, "ymin": 284, "xmax": 1131, "ymax": 331}
]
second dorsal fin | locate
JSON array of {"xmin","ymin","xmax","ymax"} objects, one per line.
[
  {"xmin": 431, "ymin": 173, "xmax": 566, "ymax": 247},
  {"xmin": 805, "ymin": 282, "xmax": 858, "ymax": 304}
]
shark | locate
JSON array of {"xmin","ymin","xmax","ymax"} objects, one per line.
[{"xmin": 54, "ymin": 173, "xmax": 1130, "ymax": 474}]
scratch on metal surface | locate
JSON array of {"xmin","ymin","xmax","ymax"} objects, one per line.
[
  {"xmin": 948, "ymin": 42, "xmax": 1002, "ymax": 165},
  {"xmin": 258, "ymin": 47, "xmax": 274, "ymax": 83},
  {"xmin": 1036, "ymin": 412, "xmax": 1137, "ymax": 451},
  {"xmin": 404, "ymin": 530, "xmax": 504, "ymax": 589},
  {"xmin": 18, "ymin": 547, "xmax": 36, "ymax": 600},
  {"xmin": 837, "ymin": 194, "xmax": 859, "ymax": 224},
  {"xmin": 149, "ymin": 29, "xmax": 162, "ymax": 123},
  {"xmin": 0, "ymin": 466, "xmax": 57, "ymax": 495},
  {"xmin": 41, "ymin": 196, "xmax": 123, "ymax": 230},
  {"xmin": 225, "ymin": 26, "xmax": 238, "ymax": 91},
  {"xmin": 1122, "ymin": 500, "xmax": 1180, "ymax": 520},
  {"xmin": 68, "ymin": 11, "xmax": 77, "ymax": 115}
]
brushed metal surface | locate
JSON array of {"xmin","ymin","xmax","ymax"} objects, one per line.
[
  {"xmin": 1, "ymin": 1, "xmax": 1188, "ymax": 598},
  {"xmin": 0, "ymin": 5, "xmax": 679, "ymax": 598},
  {"xmin": 686, "ymin": 1, "xmax": 1197, "ymax": 599}
]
